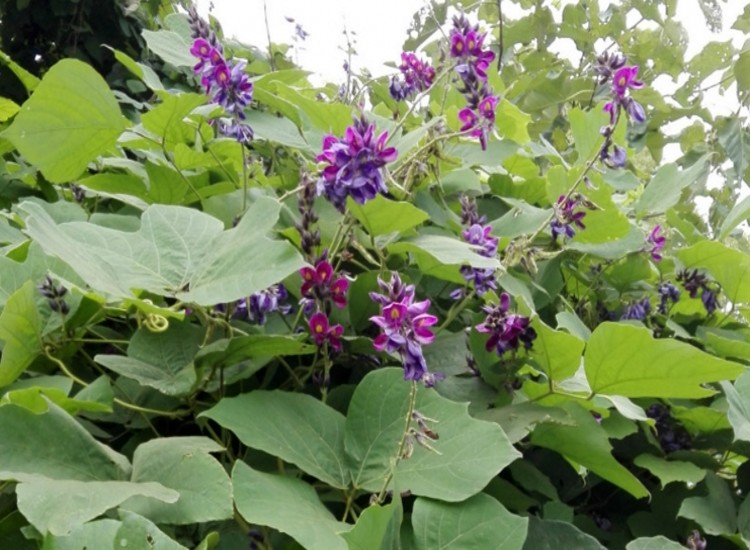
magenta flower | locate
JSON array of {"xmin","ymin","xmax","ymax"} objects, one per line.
[
  {"xmin": 612, "ymin": 66, "xmax": 644, "ymax": 99},
  {"xmin": 299, "ymin": 257, "xmax": 349, "ymax": 312},
  {"xmin": 370, "ymin": 273, "xmax": 440, "ymax": 383},
  {"xmin": 551, "ymin": 195, "xmax": 587, "ymax": 241},
  {"xmin": 601, "ymin": 64, "xmax": 646, "ymax": 126},
  {"xmin": 451, "ymin": 221, "xmax": 499, "ymax": 299},
  {"xmin": 646, "ymin": 225, "xmax": 666, "ymax": 262},
  {"xmin": 475, "ymin": 293, "xmax": 536, "ymax": 356},
  {"xmin": 309, "ymin": 311, "xmax": 344, "ymax": 352},
  {"xmin": 389, "ymin": 52, "xmax": 436, "ymax": 101},
  {"xmin": 316, "ymin": 116, "xmax": 397, "ymax": 212}
]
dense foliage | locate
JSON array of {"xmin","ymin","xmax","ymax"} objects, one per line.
[{"xmin": 1, "ymin": 0, "xmax": 750, "ymax": 548}]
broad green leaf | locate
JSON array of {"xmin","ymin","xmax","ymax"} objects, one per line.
[
  {"xmin": 341, "ymin": 498, "xmax": 402, "ymax": 550},
  {"xmin": 556, "ymin": 312, "xmax": 591, "ymax": 340},
  {"xmin": 141, "ymin": 92, "xmax": 206, "ymax": 150},
  {"xmin": 412, "ymin": 494, "xmax": 528, "ymax": 550},
  {"xmin": 626, "ymin": 536, "xmax": 686, "ymax": 550},
  {"xmin": 16, "ymin": 479, "xmax": 177, "ymax": 536},
  {"xmin": 95, "ymin": 321, "xmax": 202, "ymax": 396},
  {"xmin": 530, "ymin": 403, "xmax": 649, "ymax": 499},
  {"xmin": 677, "ymin": 240, "xmax": 750, "ymax": 305},
  {"xmin": 721, "ymin": 373, "xmax": 750, "ymax": 442},
  {"xmin": 0, "ymin": 402, "xmax": 129, "ymax": 481},
  {"xmin": 196, "ymin": 334, "xmax": 316, "ymax": 367},
  {"xmin": 699, "ymin": 326, "xmax": 750, "ymax": 361},
  {"xmin": 115, "ymin": 511, "xmax": 188, "ymax": 550},
  {"xmin": 719, "ymin": 195, "xmax": 750, "ymax": 240},
  {"xmin": 345, "ymin": 368, "xmax": 520, "ymax": 501},
  {"xmin": 22, "ymin": 197, "xmax": 305, "ymax": 305},
  {"xmin": 0, "ymin": 386, "xmax": 111, "ymax": 415},
  {"xmin": 232, "ymin": 462, "xmax": 348, "ymax": 550},
  {"xmin": 122, "ymin": 437, "xmax": 232, "ymax": 524},
  {"xmin": 678, "ymin": 472, "xmax": 737, "ymax": 535},
  {"xmin": 349, "ymin": 195, "xmax": 430, "ymax": 236},
  {"xmin": 717, "ymin": 116, "xmax": 748, "ymax": 187},
  {"xmin": 491, "ymin": 198, "xmax": 549, "ymax": 238},
  {"xmin": 0, "ymin": 97, "xmax": 19, "ymax": 122},
  {"xmin": 3, "ymin": 59, "xmax": 128, "ymax": 183},
  {"xmin": 530, "ymin": 319, "xmax": 585, "ymax": 381},
  {"xmin": 568, "ymin": 106, "xmax": 606, "ymax": 160},
  {"xmin": 634, "ymin": 157, "xmax": 709, "ymax": 216},
  {"xmin": 633, "ymin": 454, "xmax": 706, "ymax": 487},
  {"xmin": 107, "ymin": 47, "xmax": 164, "ymax": 91},
  {"xmin": 0, "ymin": 281, "xmax": 41, "ymax": 387},
  {"xmin": 142, "ymin": 29, "xmax": 195, "ymax": 67},
  {"xmin": 736, "ymin": 50, "xmax": 750, "ymax": 98},
  {"xmin": 388, "ymin": 235, "xmax": 499, "ymax": 269},
  {"xmin": 201, "ymin": 391, "xmax": 349, "ymax": 488},
  {"xmin": 585, "ymin": 322, "xmax": 744, "ymax": 398},
  {"xmin": 478, "ymin": 402, "xmax": 575, "ymax": 444},
  {"xmin": 521, "ymin": 517, "xmax": 605, "ymax": 550},
  {"xmin": 246, "ymin": 110, "xmax": 311, "ymax": 150},
  {"xmin": 42, "ymin": 519, "xmax": 121, "ymax": 550}
]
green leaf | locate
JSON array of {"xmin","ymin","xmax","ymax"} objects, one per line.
[
  {"xmin": 3, "ymin": 59, "xmax": 128, "ymax": 183},
  {"xmin": 678, "ymin": 472, "xmax": 737, "ymax": 535},
  {"xmin": 95, "ymin": 321, "xmax": 202, "ymax": 396},
  {"xmin": 522, "ymin": 517, "xmax": 605, "ymax": 550},
  {"xmin": 22, "ymin": 197, "xmax": 305, "ymax": 305},
  {"xmin": 411, "ymin": 494, "xmax": 528, "ymax": 550},
  {"xmin": 16, "ymin": 479, "xmax": 177, "ymax": 536},
  {"xmin": 107, "ymin": 47, "xmax": 164, "ymax": 91},
  {"xmin": 0, "ymin": 402, "xmax": 129, "ymax": 481},
  {"xmin": 201, "ymin": 391, "xmax": 349, "ymax": 488},
  {"xmin": 0, "ymin": 50, "xmax": 40, "ymax": 92},
  {"xmin": 232, "ymin": 462, "xmax": 348, "ymax": 550},
  {"xmin": 196, "ymin": 334, "xmax": 316, "ymax": 367},
  {"xmin": 677, "ymin": 240, "xmax": 750, "ymax": 305},
  {"xmin": 633, "ymin": 454, "xmax": 706, "ymax": 487},
  {"xmin": 349, "ymin": 195, "xmax": 430, "ymax": 236},
  {"xmin": 719, "ymin": 195, "xmax": 750, "ymax": 240},
  {"xmin": 142, "ymin": 29, "xmax": 195, "ymax": 67},
  {"xmin": 245, "ymin": 110, "xmax": 311, "ymax": 150},
  {"xmin": 388, "ymin": 235, "xmax": 499, "ymax": 269},
  {"xmin": 0, "ymin": 386, "xmax": 111, "ymax": 415},
  {"xmin": 345, "ymin": 368, "xmax": 520, "ymax": 501},
  {"xmin": 530, "ymin": 319, "xmax": 585, "ymax": 381},
  {"xmin": 568, "ymin": 107, "xmax": 606, "ymax": 161},
  {"xmin": 721, "ymin": 372, "xmax": 750, "ymax": 442},
  {"xmin": 491, "ymin": 198, "xmax": 549, "ymax": 238},
  {"xmin": 585, "ymin": 322, "xmax": 744, "ymax": 398},
  {"xmin": 115, "ymin": 511, "xmax": 188, "ymax": 550},
  {"xmin": 0, "ymin": 281, "xmax": 41, "ymax": 387},
  {"xmin": 626, "ymin": 536, "xmax": 686, "ymax": 550},
  {"xmin": 496, "ymin": 99, "xmax": 531, "ymax": 144},
  {"xmin": 736, "ymin": 50, "xmax": 750, "ymax": 98},
  {"xmin": 341, "ymin": 498, "xmax": 402, "ymax": 550},
  {"xmin": 141, "ymin": 93, "xmax": 206, "ymax": 151},
  {"xmin": 42, "ymin": 519, "xmax": 121, "ymax": 550},
  {"xmin": 122, "ymin": 437, "xmax": 232, "ymax": 524},
  {"xmin": 530, "ymin": 403, "xmax": 649, "ymax": 499},
  {"xmin": 478, "ymin": 402, "xmax": 575, "ymax": 444},
  {"xmin": 0, "ymin": 97, "xmax": 20, "ymax": 122},
  {"xmin": 634, "ymin": 157, "xmax": 709, "ymax": 216}
]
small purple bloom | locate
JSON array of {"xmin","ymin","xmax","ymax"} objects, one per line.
[
  {"xmin": 299, "ymin": 257, "xmax": 349, "ymax": 310},
  {"xmin": 646, "ymin": 225, "xmax": 666, "ymax": 262},
  {"xmin": 452, "ymin": 219, "xmax": 498, "ymax": 299},
  {"xmin": 601, "ymin": 64, "xmax": 646, "ymax": 126},
  {"xmin": 316, "ymin": 116, "xmax": 397, "ymax": 212},
  {"xmin": 612, "ymin": 66, "xmax": 644, "ymax": 99},
  {"xmin": 309, "ymin": 311, "xmax": 344, "ymax": 352},
  {"xmin": 620, "ymin": 298, "xmax": 651, "ymax": 321},
  {"xmin": 475, "ymin": 293, "xmax": 536, "ymax": 357},
  {"xmin": 657, "ymin": 282, "xmax": 680, "ymax": 314},
  {"xmin": 389, "ymin": 52, "xmax": 436, "ymax": 101},
  {"xmin": 370, "ymin": 273, "xmax": 440, "ymax": 384},
  {"xmin": 551, "ymin": 195, "xmax": 587, "ymax": 241},
  {"xmin": 593, "ymin": 51, "xmax": 627, "ymax": 85},
  {"xmin": 677, "ymin": 269, "xmax": 720, "ymax": 315}
]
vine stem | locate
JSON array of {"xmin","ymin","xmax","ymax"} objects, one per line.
[
  {"xmin": 435, "ymin": 289, "xmax": 476, "ymax": 335},
  {"xmin": 44, "ymin": 347, "xmax": 189, "ymax": 418},
  {"xmin": 375, "ymin": 380, "xmax": 417, "ymax": 504}
]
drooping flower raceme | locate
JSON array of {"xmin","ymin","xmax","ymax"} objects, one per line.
[
  {"xmin": 299, "ymin": 256, "xmax": 349, "ymax": 313},
  {"xmin": 240, "ymin": 284, "xmax": 292, "ymax": 325},
  {"xmin": 677, "ymin": 269, "xmax": 720, "ymax": 314},
  {"xmin": 370, "ymin": 273, "xmax": 440, "ymax": 384},
  {"xmin": 646, "ymin": 225, "xmax": 666, "ymax": 262},
  {"xmin": 475, "ymin": 293, "xmax": 536, "ymax": 357},
  {"xmin": 188, "ymin": 13, "xmax": 254, "ymax": 144},
  {"xmin": 450, "ymin": 14, "xmax": 498, "ymax": 150},
  {"xmin": 316, "ymin": 116, "xmax": 397, "ymax": 212},
  {"xmin": 657, "ymin": 282, "xmax": 681, "ymax": 314},
  {"xmin": 550, "ymin": 195, "xmax": 587, "ymax": 241},
  {"xmin": 389, "ymin": 52, "xmax": 436, "ymax": 101},
  {"xmin": 451, "ymin": 222, "xmax": 498, "ymax": 299},
  {"xmin": 620, "ymin": 298, "xmax": 651, "ymax": 321}
]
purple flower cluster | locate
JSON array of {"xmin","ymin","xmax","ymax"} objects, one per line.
[
  {"xmin": 550, "ymin": 194, "xmax": 587, "ymax": 241},
  {"xmin": 475, "ymin": 293, "xmax": 536, "ymax": 357},
  {"xmin": 657, "ymin": 282, "xmax": 681, "ymax": 314},
  {"xmin": 308, "ymin": 311, "xmax": 344, "ymax": 352},
  {"xmin": 449, "ymin": 15, "xmax": 498, "ymax": 150},
  {"xmin": 677, "ymin": 269, "xmax": 719, "ymax": 314},
  {"xmin": 451, "ymin": 196, "xmax": 498, "ymax": 299},
  {"xmin": 188, "ymin": 10, "xmax": 253, "ymax": 144},
  {"xmin": 389, "ymin": 52, "xmax": 436, "ymax": 101},
  {"xmin": 217, "ymin": 284, "xmax": 292, "ymax": 325},
  {"xmin": 316, "ymin": 116, "xmax": 397, "ymax": 212},
  {"xmin": 645, "ymin": 225, "xmax": 666, "ymax": 262},
  {"xmin": 620, "ymin": 298, "xmax": 651, "ymax": 321},
  {"xmin": 295, "ymin": 173, "xmax": 321, "ymax": 260},
  {"xmin": 595, "ymin": 52, "xmax": 646, "ymax": 168},
  {"xmin": 370, "ymin": 273, "xmax": 440, "ymax": 384},
  {"xmin": 300, "ymin": 257, "xmax": 349, "ymax": 314}
]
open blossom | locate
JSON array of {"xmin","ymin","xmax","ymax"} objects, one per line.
[
  {"xmin": 593, "ymin": 51, "xmax": 627, "ymax": 85},
  {"xmin": 316, "ymin": 116, "xmax": 397, "ymax": 212},
  {"xmin": 308, "ymin": 311, "xmax": 343, "ymax": 352},
  {"xmin": 550, "ymin": 195, "xmax": 587, "ymax": 241},
  {"xmin": 370, "ymin": 273, "xmax": 440, "ymax": 384},
  {"xmin": 299, "ymin": 256, "xmax": 349, "ymax": 313},
  {"xmin": 603, "ymin": 65, "xmax": 645, "ymax": 125},
  {"xmin": 646, "ymin": 225, "xmax": 666, "ymax": 262},
  {"xmin": 188, "ymin": 20, "xmax": 253, "ymax": 143},
  {"xmin": 389, "ymin": 52, "xmax": 436, "ymax": 101},
  {"xmin": 677, "ymin": 269, "xmax": 719, "ymax": 314},
  {"xmin": 657, "ymin": 282, "xmax": 681, "ymax": 314},
  {"xmin": 475, "ymin": 293, "xmax": 536, "ymax": 356}
]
